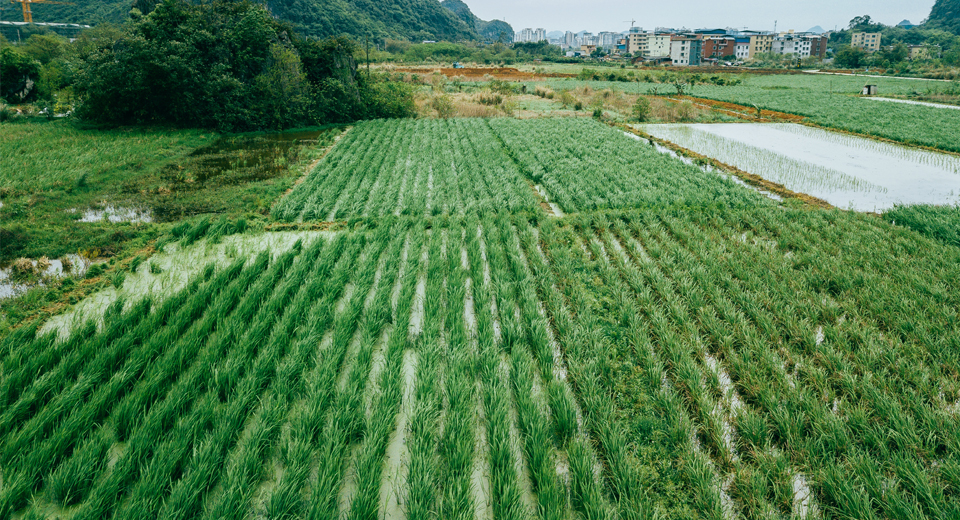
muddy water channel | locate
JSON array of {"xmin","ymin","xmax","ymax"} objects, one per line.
[{"xmin": 640, "ymin": 123, "xmax": 960, "ymax": 211}]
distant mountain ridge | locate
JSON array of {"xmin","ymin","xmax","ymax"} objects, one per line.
[
  {"xmin": 3, "ymin": 0, "xmax": 485, "ymax": 42},
  {"xmin": 440, "ymin": 0, "xmax": 513, "ymax": 42}
]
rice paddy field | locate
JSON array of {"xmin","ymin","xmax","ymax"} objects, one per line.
[
  {"xmin": 638, "ymin": 123, "xmax": 960, "ymax": 211},
  {"xmin": 5, "ymin": 110, "xmax": 960, "ymax": 520},
  {"xmin": 527, "ymin": 73, "xmax": 960, "ymax": 153}
]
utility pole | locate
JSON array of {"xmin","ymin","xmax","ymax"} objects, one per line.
[{"xmin": 365, "ymin": 36, "xmax": 370, "ymax": 77}]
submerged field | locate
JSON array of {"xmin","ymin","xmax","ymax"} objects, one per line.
[
  {"xmin": 639, "ymin": 123, "xmax": 960, "ymax": 211},
  {"xmin": 4, "ymin": 107, "xmax": 960, "ymax": 519}
]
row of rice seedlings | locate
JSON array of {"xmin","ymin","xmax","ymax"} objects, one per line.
[
  {"xmin": 34, "ymin": 253, "xmax": 275, "ymax": 512},
  {"xmin": 641, "ymin": 124, "xmax": 887, "ymax": 195},
  {"xmin": 303, "ymin": 224, "xmax": 421, "ymax": 519},
  {"xmin": 478, "ymin": 215, "xmax": 569, "ymax": 519},
  {"xmin": 275, "ymin": 120, "xmax": 539, "ymax": 222},
  {"xmin": 462, "ymin": 221, "xmax": 530, "ymax": 520},
  {"xmin": 67, "ymin": 239, "xmax": 331, "ymax": 519},
  {"xmin": 619, "ymin": 230, "xmax": 793, "ymax": 519},
  {"xmin": 345, "ymin": 228, "xmax": 427, "ymax": 519},
  {"xmin": 274, "ymin": 122, "xmax": 400, "ymax": 221},
  {"xmin": 364, "ymin": 229, "xmax": 436, "ymax": 519},
  {"xmin": 615, "ymin": 217, "xmax": 819, "ymax": 518},
  {"xmin": 0, "ymin": 259, "xmax": 251, "ymax": 516},
  {"xmin": 335, "ymin": 126, "xmax": 417, "ymax": 220},
  {"xmin": 528, "ymin": 216, "xmax": 713, "ymax": 518},
  {"xmin": 494, "ymin": 215, "xmax": 616, "ymax": 519},
  {"xmin": 669, "ymin": 210, "xmax": 950, "ymax": 446},
  {"xmin": 598, "ymin": 226, "xmax": 739, "ymax": 468},
  {"xmin": 89, "ymin": 242, "xmax": 332, "ymax": 519},
  {"xmin": 244, "ymin": 227, "xmax": 404, "ymax": 519},
  {"xmin": 0, "ymin": 259, "xmax": 225, "ymax": 444},
  {"xmin": 487, "ymin": 118, "xmax": 768, "ymax": 213},
  {"xmin": 106, "ymin": 237, "xmax": 341, "ymax": 519},
  {"xmin": 435, "ymin": 225, "xmax": 483, "ymax": 520},
  {"xmin": 573, "ymin": 222, "xmax": 736, "ymax": 519},
  {"xmin": 406, "ymin": 224, "xmax": 453, "ymax": 519},
  {"xmin": 630, "ymin": 210, "xmax": 958, "ymax": 517}
]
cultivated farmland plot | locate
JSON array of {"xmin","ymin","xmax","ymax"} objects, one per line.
[
  {"xmin": 6, "ymin": 115, "xmax": 960, "ymax": 520},
  {"xmin": 4, "ymin": 207, "xmax": 960, "ymax": 519},
  {"xmin": 640, "ymin": 123, "xmax": 960, "ymax": 211},
  {"xmin": 277, "ymin": 117, "xmax": 768, "ymax": 222}
]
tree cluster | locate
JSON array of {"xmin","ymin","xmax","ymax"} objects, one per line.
[{"xmin": 5, "ymin": 0, "xmax": 414, "ymax": 130}]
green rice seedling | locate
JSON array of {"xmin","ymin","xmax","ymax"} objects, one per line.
[
  {"xmin": 893, "ymin": 452, "xmax": 945, "ymax": 518},
  {"xmin": 44, "ymin": 427, "xmax": 111, "ymax": 506},
  {"xmin": 129, "ymin": 255, "xmax": 144, "ymax": 273},
  {"xmin": 548, "ymin": 380, "xmax": 578, "ymax": 447},
  {"xmin": 264, "ymin": 439, "xmax": 313, "ymax": 519},
  {"xmin": 200, "ymin": 397, "xmax": 286, "ymax": 520},
  {"xmin": 567, "ymin": 435, "xmax": 611, "ymax": 519},
  {"xmin": 754, "ymin": 450, "xmax": 793, "ymax": 514}
]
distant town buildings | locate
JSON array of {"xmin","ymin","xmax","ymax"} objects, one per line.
[
  {"xmin": 670, "ymin": 36, "xmax": 703, "ymax": 66},
  {"xmin": 515, "ymin": 28, "xmax": 547, "ymax": 43},
  {"xmin": 851, "ymin": 32, "xmax": 882, "ymax": 53},
  {"xmin": 551, "ymin": 23, "xmax": 832, "ymax": 65}
]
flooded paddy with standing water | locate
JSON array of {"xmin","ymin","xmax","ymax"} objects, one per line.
[{"xmin": 639, "ymin": 123, "xmax": 960, "ymax": 211}]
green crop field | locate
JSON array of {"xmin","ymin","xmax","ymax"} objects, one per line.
[
  {"xmin": 4, "ymin": 114, "xmax": 960, "ymax": 519},
  {"xmin": 276, "ymin": 118, "xmax": 765, "ymax": 222},
  {"xmin": 526, "ymin": 74, "xmax": 960, "ymax": 153}
]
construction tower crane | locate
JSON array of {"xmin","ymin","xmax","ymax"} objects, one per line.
[{"xmin": 11, "ymin": 0, "xmax": 74, "ymax": 24}]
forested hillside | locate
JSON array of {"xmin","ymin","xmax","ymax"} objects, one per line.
[
  {"xmin": 266, "ymin": 0, "xmax": 477, "ymax": 41},
  {"xmin": 927, "ymin": 0, "xmax": 960, "ymax": 34},
  {"xmin": 440, "ymin": 0, "xmax": 514, "ymax": 42},
  {"xmin": 1, "ymin": 0, "xmax": 481, "ymax": 42}
]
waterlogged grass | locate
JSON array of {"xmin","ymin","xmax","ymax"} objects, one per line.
[
  {"xmin": 39, "ymin": 229, "xmax": 336, "ymax": 340},
  {"xmin": 0, "ymin": 119, "xmax": 342, "ymax": 263},
  {"xmin": 0, "ymin": 119, "xmax": 212, "ymax": 194},
  {"xmin": 686, "ymin": 83, "xmax": 960, "ymax": 153},
  {"xmin": 525, "ymin": 74, "xmax": 960, "ymax": 152},
  {"xmin": 640, "ymin": 123, "xmax": 887, "ymax": 202}
]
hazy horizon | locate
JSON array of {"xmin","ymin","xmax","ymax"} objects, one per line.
[{"xmin": 465, "ymin": 0, "xmax": 937, "ymax": 35}]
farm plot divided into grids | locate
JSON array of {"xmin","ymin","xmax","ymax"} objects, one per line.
[{"xmin": 275, "ymin": 118, "xmax": 767, "ymax": 222}]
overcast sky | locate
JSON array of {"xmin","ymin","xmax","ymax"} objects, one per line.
[{"xmin": 466, "ymin": 0, "xmax": 937, "ymax": 34}]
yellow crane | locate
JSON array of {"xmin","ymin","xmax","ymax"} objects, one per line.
[{"xmin": 11, "ymin": 0, "xmax": 74, "ymax": 24}]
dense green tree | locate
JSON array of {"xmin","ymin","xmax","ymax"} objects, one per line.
[
  {"xmin": 833, "ymin": 45, "xmax": 868, "ymax": 68},
  {"xmin": 927, "ymin": 0, "xmax": 960, "ymax": 34},
  {"xmin": 0, "ymin": 47, "xmax": 41, "ymax": 103},
  {"xmin": 73, "ymin": 0, "xmax": 413, "ymax": 130}
]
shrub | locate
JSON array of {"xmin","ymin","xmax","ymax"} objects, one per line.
[{"xmin": 632, "ymin": 97, "xmax": 652, "ymax": 122}]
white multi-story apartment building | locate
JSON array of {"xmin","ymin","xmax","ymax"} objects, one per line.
[
  {"xmin": 735, "ymin": 38, "xmax": 750, "ymax": 60},
  {"xmin": 772, "ymin": 35, "xmax": 813, "ymax": 57},
  {"xmin": 627, "ymin": 31, "xmax": 671, "ymax": 57},
  {"xmin": 564, "ymin": 31, "xmax": 577, "ymax": 49},
  {"xmin": 670, "ymin": 37, "xmax": 702, "ymax": 66}
]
